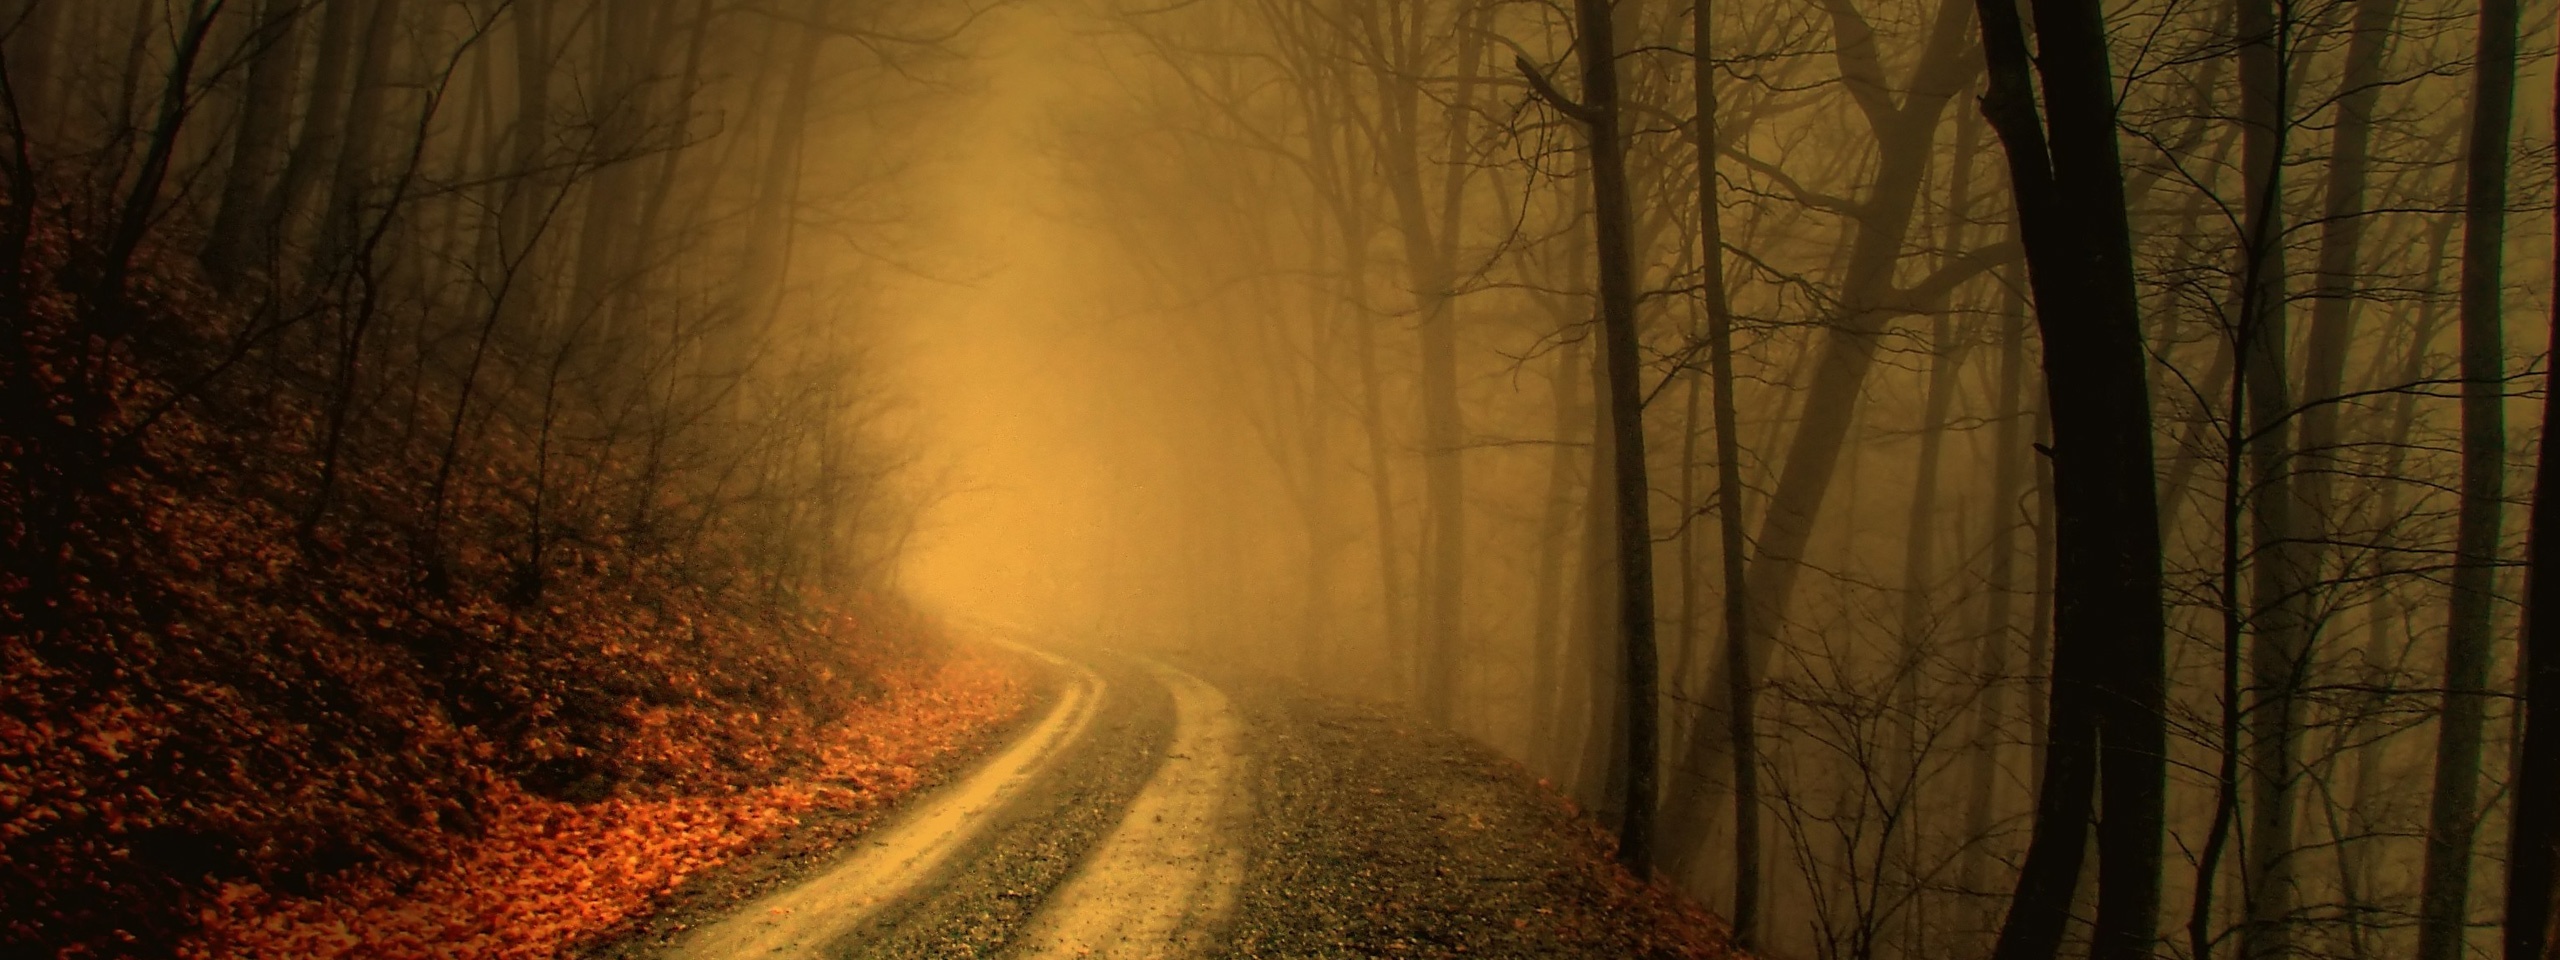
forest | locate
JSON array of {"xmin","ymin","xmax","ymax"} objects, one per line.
[{"xmin": 0, "ymin": 0, "xmax": 2554, "ymax": 958}]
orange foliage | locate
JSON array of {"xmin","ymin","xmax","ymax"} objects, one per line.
[
  {"xmin": 173, "ymin": 649, "xmax": 1026, "ymax": 960},
  {"xmin": 0, "ymin": 209, "xmax": 1017, "ymax": 958}
]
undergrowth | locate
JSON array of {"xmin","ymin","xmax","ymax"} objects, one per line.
[{"xmin": 0, "ymin": 207, "xmax": 997, "ymax": 957}]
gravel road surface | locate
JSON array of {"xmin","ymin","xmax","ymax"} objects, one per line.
[{"xmin": 610, "ymin": 641, "xmax": 1731, "ymax": 960}]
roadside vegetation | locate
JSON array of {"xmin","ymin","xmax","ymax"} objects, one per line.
[{"xmin": 0, "ymin": 2, "xmax": 1010, "ymax": 955}]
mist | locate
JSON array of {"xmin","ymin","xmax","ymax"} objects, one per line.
[
  {"xmin": 889, "ymin": 0, "xmax": 2559, "ymax": 956},
  {"xmin": 2, "ymin": 0, "xmax": 2557, "ymax": 957}
]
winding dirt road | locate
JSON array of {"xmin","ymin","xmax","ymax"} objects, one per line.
[
  {"xmin": 667, "ymin": 642, "xmax": 1114, "ymax": 960},
  {"xmin": 666, "ymin": 643, "xmax": 1248, "ymax": 960},
  {"xmin": 646, "ymin": 638, "xmax": 1719, "ymax": 960},
  {"xmin": 1007, "ymin": 660, "xmax": 1247, "ymax": 959}
]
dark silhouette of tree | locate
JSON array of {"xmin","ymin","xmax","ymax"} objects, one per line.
[
  {"xmin": 2504, "ymin": 59, "xmax": 2560, "ymax": 960},
  {"xmin": 2417, "ymin": 0, "xmax": 2523, "ymax": 952},
  {"xmin": 1969, "ymin": 0, "xmax": 2172, "ymax": 958}
]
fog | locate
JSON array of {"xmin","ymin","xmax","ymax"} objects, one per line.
[
  {"xmin": 872, "ymin": 0, "xmax": 2557, "ymax": 955},
  {"xmin": 4, "ymin": 0, "xmax": 2556, "ymax": 955}
]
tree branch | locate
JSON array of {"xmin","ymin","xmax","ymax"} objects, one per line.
[
  {"xmin": 1515, "ymin": 54, "xmax": 1598, "ymax": 125},
  {"xmin": 1883, "ymin": 239, "xmax": 2025, "ymax": 313}
]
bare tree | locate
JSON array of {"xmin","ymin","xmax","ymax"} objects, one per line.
[
  {"xmin": 2416, "ymin": 0, "xmax": 2522, "ymax": 952},
  {"xmin": 1970, "ymin": 0, "xmax": 2173, "ymax": 957}
]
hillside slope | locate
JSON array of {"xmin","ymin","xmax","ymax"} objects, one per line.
[{"xmin": 0, "ymin": 216, "xmax": 1013, "ymax": 958}]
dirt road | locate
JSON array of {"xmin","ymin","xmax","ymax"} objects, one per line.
[
  {"xmin": 1006, "ymin": 660, "xmax": 1247, "ymax": 959},
  {"xmin": 666, "ymin": 641, "xmax": 1107, "ymax": 959},
  {"xmin": 636, "ymin": 640, "xmax": 1725, "ymax": 960}
]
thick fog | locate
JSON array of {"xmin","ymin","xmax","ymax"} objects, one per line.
[
  {"xmin": 878, "ymin": 1, "xmax": 2557, "ymax": 957},
  {"xmin": 3, "ymin": 0, "xmax": 2555, "ymax": 956}
]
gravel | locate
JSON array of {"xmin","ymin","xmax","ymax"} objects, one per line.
[
  {"xmin": 588, "ymin": 648, "xmax": 1727, "ymax": 960},
  {"xmin": 576, "ymin": 647, "xmax": 1170, "ymax": 960},
  {"xmin": 838, "ymin": 648, "xmax": 1174, "ymax": 960},
  {"xmin": 1193, "ymin": 664, "xmax": 1735, "ymax": 960}
]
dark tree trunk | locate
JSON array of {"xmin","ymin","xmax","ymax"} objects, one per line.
[
  {"xmin": 1659, "ymin": 0, "xmax": 1981, "ymax": 870},
  {"xmin": 1963, "ymin": 261, "xmax": 2031, "ymax": 939},
  {"xmin": 91, "ymin": 0, "xmax": 222, "ymax": 324},
  {"xmin": 1570, "ymin": 329, "xmax": 1621, "ymax": 814},
  {"xmin": 2418, "ymin": 0, "xmax": 2521, "ymax": 952},
  {"xmin": 1692, "ymin": 0, "xmax": 1757, "ymax": 933},
  {"xmin": 310, "ymin": 0, "xmax": 407, "ymax": 274},
  {"xmin": 1532, "ymin": 332, "xmax": 1591, "ymax": 777},
  {"xmin": 204, "ymin": 0, "xmax": 305, "ymax": 285},
  {"xmin": 1418, "ymin": 0, "xmax": 1485, "ymax": 723},
  {"xmin": 2297, "ymin": 0, "xmax": 2398, "ymax": 535},
  {"xmin": 1971, "ymin": 0, "xmax": 2171, "ymax": 957},
  {"xmin": 731, "ymin": 0, "xmax": 826, "ymax": 355},
  {"xmin": 257, "ymin": 0, "xmax": 363, "ymax": 268},
  {"xmin": 1892, "ymin": 108, "xmax": 1982, "ymax": 923},
  {"xmin": 1292, "ymin": 59, "xmax": 1410, "ymax": 671},
  {"xmin": 568, "ymin": 1, "xmax": 657, "ymax": 339},
  {"xmin": 1, "ymin": 0, "xmax": 64, "ymax": 139},
  {"xmin": 1530, "ymin": 0, "xmax": 1661, "ymax": 877},
  {"xmin": 2504, "ymin": 57, "xmax": 2560, "ymax": 960},
  {"xmin": 1359, "ymin": 0, "xmax": 1483, "ymax": 726},
  {"xmin": 496, "ymin": 0, "xmax": 551, "ymax": 265},
  {"xmin": 2235, "ymin": 0, "xmax": 2308, "ymax": 951},
  {"xmin": 1350, "ymin": 254, "xmax": 1411, "ymax": 666}
]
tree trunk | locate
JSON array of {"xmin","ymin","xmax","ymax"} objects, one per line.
[
  {"xmin": 1427, "ymin": 1, "xmax": 1487, "ymax": 724},
  {"xmin": 2265, "ymin": 0, "xmax": 2398, "ymax": 950},
  {"xmin": 310, "ymin": 0, "xmax": 407, "ymax": 275},
  {"xmin": 496, "ymin": 0, "xmax": 551, "ymax": 266},
  {"xmin": 1690, "ymin": 0, "xmax": 1760, "ymax": 935},
  {"xmin": 1891, "ymin": 276, "xmax": 1963, "ymax": 948},
  {"xmin": 2026, "ymin": 394, "xmax": 2056, "ymax": 785},
  {"xmin": 730, "ymin": 0, "xmax": 826, "ymax": 361},
  {"xmin": 1351, "ymin": 260, "xmax": 1411, "ymax": 668},
  {"xmin": 1675, "ymin": 304, "xmax": 1703, "ymax": 786},
  {"xmin": 1971, "ymin": 0, "xmax": 2172, "ymax": 957},
  {"xmin": 2, "ymin": 0, "xmax": 64, "ymax": 139},
  {"xmin": 257, "ymin": 0, "xmax": 360, "ymax": 269},
  {"xmin": 91, "ymin": 0, "xmax": 222, "ymax": 323},
  {"xmin": 1296, "ymin": 375, "xmax": 1339, "ymax": 686},
  {"xmin": 203, "ymin": 0, "xmax": 304, "ymax": 285},
  {"xmin": 1362, "ymin": 0, "xmax": 1484, "ymax": 725},
  {"xmin": 1571, "ymin": 333, "xmax": 1622, "ymax": 814},
  {"xmin": 2337, "ymin": 221, "xmax": 2456, "ymax": 950},
  {"xmin": 1963, "ymin": 263, "xmax": 2031, "ymax": 940},
  {"xmin": 1301, "ymin": 69, "xmax": 1410, "ymax": 673},
  {"xmin": 2236, "ymin": 0, "xmax": 2308, "ymax": 951},
  {"xmin": 568, "ymin": 1, "xmax": 657, "ymax": 341},
  {"xmin": 1538, "ymin": 0, "xmax": 1661, "ymax": 876},
  {"xmin": 2498, "ymin": 52, "xmax": 2560, "ymax": 960},
  {"xmin": 1661, "ymin": 0, "xmax": 1981, "ymax": 870},
  {"xmin": 1533, "ymin": 333, "xmax": 1592, "ymax": 778},
  {"xmin": 2502, "ymin": 54, "xmax": 2560, "ymax": 960},
  {"xmin": 627, "ymin": 0, "xmax": 717, "ymax": 307},
  {"xmin": 2296, "ymin": 0, "xmax": 2398, "ymax": 534},
  {"xmin": 1892, "ymin": 103, "xmax": 1981, "ymax": 932},
  {"xmin": 2417, "ymin": 0, "xmax": 2520, "ymax": 952}
]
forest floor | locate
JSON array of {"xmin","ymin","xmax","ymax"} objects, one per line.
[
  {"xmin": 1196, "ymin": 661, "xmax": 1736, "ymax": 960},
  {"xmin": 594, "ymin": 637, "xmax": 1740, "ymax": 960},
  {"xmin": 164, "ymin": 640, "xmax": 1038, "ymax": 960}
]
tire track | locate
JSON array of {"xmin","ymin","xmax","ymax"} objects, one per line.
[
  {"xmin": 667, "ymin": 642, "xmax": 1104, "ymax": 960},
  {"xmin": 837, "ymin": 649, "xmax": 1173, "ymax": 960},
  {"xmin": 1007, "ymin": 659, "xmax": 1249, "ymax": 960}
]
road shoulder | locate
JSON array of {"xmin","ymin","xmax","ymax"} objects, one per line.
[
  {"xmin": 1197, "ymin": 667, "xmax": 1736, "ymax": 960},
  {"xmin": 578, "ymin": 639, "xmax": 1082, "ymax": 959}
]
